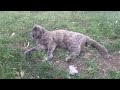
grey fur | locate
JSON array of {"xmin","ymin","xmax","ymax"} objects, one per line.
[{"xmin": 24, "ymin": 25, "xmax": 110, "ymax": 61}]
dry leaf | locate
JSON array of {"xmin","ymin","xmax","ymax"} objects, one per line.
[
  {"xmin": 16, "ymin": 72, "xmax": 21, "ymax": 79},
  {"xmin": 36, "ymin": 76, "xmax": 40, "ymax": 78},
  {"xmin": 55, "ymin": 61, "xmax": 60, "ymax": 64},
  {"xmin": 26, "ymin": 41, "xmax": 29, "ymax": 48},
  {"xmin": 53, "ymin": 76, "xmax": 60, "ymax": 79},
  {"xmin": 20, "ymin": 70, "xmax": 25, "ymax": 78},
  {"xmin": 118, "ymin": 51, "xmax": 120, "ymax": 54},
  {"xmin": 84, "ymin": 53, "xmax": 92, "ymax": 59}
]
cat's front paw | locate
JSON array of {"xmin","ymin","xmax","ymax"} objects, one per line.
[{"xmin": 24, "ymin": 50, "xmax": 32, "ymax": 56}]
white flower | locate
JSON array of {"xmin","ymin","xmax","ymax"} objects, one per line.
[
  {"xmin": 69, "ymin": 65, "xmax": 78, "ymax": 75},
  {"xmin": 115, "ymin": 20, "xmax": 118, "ymax": 24}
]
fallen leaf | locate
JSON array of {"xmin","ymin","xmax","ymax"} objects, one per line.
[
  {"xmin": 55, "ymin": 61, "xmax": 60, "ymax": 64},
  {"xmin": 53, "ymin": 76, "xmax": 60, "ymax": 79},
  {"xmin": 36, "ymin": 76, "xmax": 40, "ymax": 78},
  {"xmin": 16, "ymin": 72, "xmax": 21, "ymax": 79},
  {"xmin": 26, "ymin": 41, "xmax": 29, "ymax": 48},
  {"xmin": 84, "ymin": 53, "xmax": 92, "ymax": 59},
  {"xmin": 20, "ymin": 70, "xmax": 25, "ymax": 78},
  {"xmin": 118, "ymin": 51, "xmax": 120, "ymax": 54}
]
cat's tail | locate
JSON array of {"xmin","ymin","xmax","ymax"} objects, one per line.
[{"xmin": 86, "ymin": 36, "xmax": 110, "ymax": 60}]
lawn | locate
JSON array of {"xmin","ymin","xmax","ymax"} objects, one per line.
[{"xmin": 0, "ymin": 11, "xmax": 120, "ymax": 79}]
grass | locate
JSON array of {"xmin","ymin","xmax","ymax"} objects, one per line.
[{"xmin": 0, "ymin": 11, "xmax": 120, "ymax": 79}]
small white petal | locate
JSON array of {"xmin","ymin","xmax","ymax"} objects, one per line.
[
  {"xmin": 115, "ymin": 20, "xmax": 118, "ymax": 23},
  {"xmin": 118, "ymin": 51, "xmax": 120, "ymax": 54},
  {"xmin": 72, "ymin": 22, "xmax": 75, "ymax": 23},
  {"xmin": 10, "ymin": 33, "xmax": 15, "ymax": 37},
  {"xmin": 26, "ymin": 41, "xmax": 29, "ymax": 48},
  {"xmin": 20, "ymin": 71, "xmax": 25, "ymax": 78}
]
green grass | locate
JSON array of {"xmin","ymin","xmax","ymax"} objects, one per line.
[{"xmin": 0, "ymin": 11, "xmax": 120, "ymax": 79}]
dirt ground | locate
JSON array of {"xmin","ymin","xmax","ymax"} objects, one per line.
[
  {"xmin": 22, "ymin": 45, "xmax": 120, "ymax": 78},
  {"xmin": 50, "ymin": 50, "xmax": 120, "ymax": 77}
]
